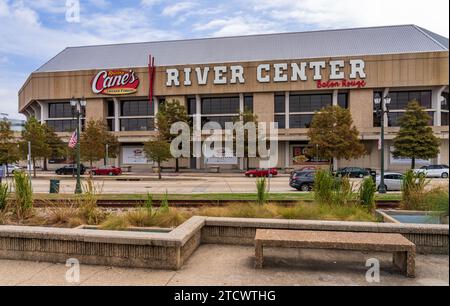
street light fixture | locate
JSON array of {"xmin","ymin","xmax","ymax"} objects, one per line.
[
  {"xmin": 374, "ymin": 92, "xmax": 391, "ymax": 194},
  {"xmin": 71, "ymin": 97, "xmax": 86, "ymax": 194}
]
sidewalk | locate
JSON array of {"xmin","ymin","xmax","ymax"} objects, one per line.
[{"xmin": 1, "ymin": 245, "xmax": 448, "ymax": 286}]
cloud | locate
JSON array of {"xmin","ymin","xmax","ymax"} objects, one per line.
[
  {"xmin": 194, "ymin": 15, "xmax": 282, "ymax": 37},
  {"xmin": 162, "ymin": 1, "xmax": 196, "ymax": 17},
  {"xmin": 249, "ymin": 0, "xmax": 450, "ymax": 36}
]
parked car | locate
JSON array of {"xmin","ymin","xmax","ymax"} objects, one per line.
[
  {"xmin": 55, "ymin": 164, "xmax": 86, "ymax": 175},
  {"xmin": 335, "ymin": 167, "xmax": 370, "ymax": 178},
  {"xmin": 0, "ymin": 164, "xmax": 21, "ymax": 174},
  {"xmin": 414, "ymin": 165, "xmax": 449, "ymax": 178},
  {"xmin": 289, "ymin": 170, "xmax": 316, "ymax": 192},
  {"xmin": 91, "ymin": 166, "xmax": 122, "ymax": 176},
  {"xmin": 245, "ymin": 168, "xmax": 278, "ymax": 178},
  {"xmin": 376, "ymin": 172, "xmax": 404, "ymax": 191}
]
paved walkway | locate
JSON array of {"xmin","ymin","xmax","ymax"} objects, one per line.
[{"xmin": 1, "ymin": 245, "xmax": 448, "ymax": 286}]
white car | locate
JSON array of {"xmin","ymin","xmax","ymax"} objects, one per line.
[
  {"xmin": 376, "ymin": 172, "xmax": 404, "ymax": 191},
  {"xmin": 0, "ymin": 164, "xmax": 21, "ymax": 175},
  {"xmin": 414, "ymin": 165, "xmax": 449, "ymax": 179}
]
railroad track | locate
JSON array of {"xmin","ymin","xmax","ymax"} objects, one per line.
[{"xmin": 33, "ymin": 199, "xmax": 400, "ymax": 209}]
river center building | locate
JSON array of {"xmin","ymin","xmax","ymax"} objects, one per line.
[{"xmin": 18, "ymin": 25, "xmax": 449, "ymax": 171}]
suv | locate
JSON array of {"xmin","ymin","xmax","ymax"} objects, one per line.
[
  {"xmin": 55, "ymin": 164, "xmax": 86, "ymax": 175},
  {"xmin": 414, "ymin": 165, "xmax": 449, "ymax": 178},
  {"xmin": 290, "ymin": 170, "xmax": 316, "ymax": 192},
  {"xmin": 335, "ymin": 167, "xmax": 370, "ymax": 178}
]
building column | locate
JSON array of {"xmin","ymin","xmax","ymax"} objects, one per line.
[
  {"xmin": 332, "ymin": 90, "xmax": 339, "ymax": 106},
  {"xmin": 195, "ymin": 94, "xmax": 202, "ymax": 170},
  {"xmin": 284, "ymin": 92, "xmax": 289, "ymax": 129},
  {"xmin": 285, "ymin": 141, "xmax": 290, "ymax": 169},
  {"xmin": 37, "ymin": 101, "xmax": 48, "ymax": 123},
  {"xmin": 432, "ymin": 86, "xmax": 446, "ymax": 127},
  {"xmin": 113, "ymin": 98, "xmax": 120, "ymax": 132},
  {"xmin": 29, "ymin": 104, "xmax": 40, "ymax": 121}
]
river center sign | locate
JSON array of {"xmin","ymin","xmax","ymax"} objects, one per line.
[{"xmin": 166, "ymin": 59, "xmax": 367, "ymax": 88}]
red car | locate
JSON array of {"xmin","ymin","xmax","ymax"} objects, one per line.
[
  {"xmin": 91, "ymin": 166, "xmax": 122, "ymax": 176},
  {"xmin": 245, "ymin": 168, "xmax": 278, "ymax": 177}
]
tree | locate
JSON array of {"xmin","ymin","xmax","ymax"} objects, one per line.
[
  {"xmin": 393, "ymin": 101, "xmax": 440, "ymax": 169},
  {"xmin": 156, "ymin": 100, "xmax": 190, "ymax": 172},
  {"xmin": 20, "ymin": 117, "xmax": 49, "ymax": 177},
  {"xmin": 80, "ymin": 120, "xmax": 119, "ymax": 168},
  {"xmin": 143, "ymin": 140, "xmax": 172, "ymax": 180},
  {"xmin": 308, "ymin": 106, "xmax": 366, "ymax": 170},
  {"xmin": 0, "ymin": 121, "xmax": 20, "ymax": 176},
  {"xmin": 234, "ymin": 108, "xmax": 259, "ymax": 170},
  {"xmin": 42, "ymin": 124, "xmax": 66, "ymax": 171}
]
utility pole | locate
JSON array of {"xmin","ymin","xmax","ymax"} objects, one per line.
[
  {"xmin": 70, "ymin": 97, "xmax": 86, "ymax": 194},
  {"xmin": 27, "ymin": 141, "xmax": 32, "ymax": 187},
  {"xmin": 105, "ymin": 143, "xmax": 109, "ymax": 166}
]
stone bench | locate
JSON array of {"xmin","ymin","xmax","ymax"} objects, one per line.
[{"xmin": 255, "ymin": 229, "xmax": 416, "ymax": 278}]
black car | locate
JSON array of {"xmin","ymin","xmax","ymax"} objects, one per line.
[
  {"xmin": 335, "ymin": 167, "xmax": 370, "ymax": 178},
  {"xmin": 290, "ymin": 170, "xmax": 316, "ymax": 192},
  {"xmin": 55, "ymin": 164, "xmax": 86, "ymax": 175}
]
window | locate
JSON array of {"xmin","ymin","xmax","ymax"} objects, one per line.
[
  {"xmin": 107, "ymin": 119, "xmax": 115, "ymax": 132},
  {"xmin": 201, "ymin": 116, "xmax": 239, "ymax": 129},
  {"xmin": 187, "ymin": 97, "xmax": 197, "ymax": 115},
  {"xmin": 49, "ymin": 103, "xmax": 73, "ymax": 118},
  {"xmin": 387, "ymin": 112, "xmax": 434, "ymax": 127},
  {"xmin": 290, "ymin": 114, "xmax": 314, "ymax": 129},
  {"xmin": 120, "ymin": 118, "xmax": 154, "ymax": 131},
  {"xmin": 121, "ymin": 100, "xmax": 153, "ymax": 117},
  {"xmin": 275, "ymin": 115, "xmax": 285, "ymax": 129},
  {"xmin": 46, "ymin": 120, "xmax": 85, "ymax": 132},
  {"xmin": 107, "ymin": 100, "xmax": 115, "ymax": 117},
  {"xmin": 201, "ymin": 96, "xmax": 240, "ymax": 115},
  {"xmin": 442, "ymin": 112, "xmax": 449, "ymax": 126},
  {"xmin": 290, "ymin": 94, "xmax": 332, "ymax": 113},
  {"xmin": 244, "ymin": 95, "xmax": 253, "ymax": 112},
  {"xmin": 388, "ymin": 91, "xmax": 432, "ymax": 110},
  {"xmin": 338, "ymin": 93, "xmax": 348, "ymax": 109},
  {"xmin": 274, "ymin": 94, "xmax": 285, "ymax": 113}
]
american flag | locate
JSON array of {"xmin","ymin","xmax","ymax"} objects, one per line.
[{"xmin": 68, "ymin": 130, "xmax": 78, "ymax": 149}]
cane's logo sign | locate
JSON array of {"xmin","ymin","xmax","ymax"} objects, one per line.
[{"xmin": 92, "ymin": 69, "xmax": 139, "ymax": 95}]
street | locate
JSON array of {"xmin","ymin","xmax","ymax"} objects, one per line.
[{"xmin": 2, "ymin": 172, "xmax": 448, "ymax": 194}]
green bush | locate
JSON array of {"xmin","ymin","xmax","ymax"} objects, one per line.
[
  {"xmin": 314, "ymin": 170, "xmax": 356, "ymax": 206},
  {"xmin": 0, "ymin": 183, "xmax": 9, "ymax": 211},
  {"xmin": 256, "ymin": 178, "xmax": 268, "ymax": 205},
  {"xmin": 314, "ymin": 169, "xmax": 335, "ymax": 205},
  {"xmin": 427, "ymin": 189, "xmax": 449, "ymax": 217},
  {"xmin": 401, "ymin": 170, "xmax": 430, "ymax": 210},
  {"xmin": 12, "ymin": 171, "xmax": 33, "ymax": 219},
  {"xmin": 359, "ymin": 178, "xmax": 376, "ymax": 212}
]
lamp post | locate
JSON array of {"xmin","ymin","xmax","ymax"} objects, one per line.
[
  {"xmin": 374, "ymin": 93, "xmax": 391, "ymax": 194},
  {"xmin": 70, "ymin": 97, "xmax": 86, "ymax": 194}
]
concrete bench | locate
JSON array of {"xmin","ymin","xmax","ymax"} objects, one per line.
[{"xmin": 255, "ymin": 229, "xmax": 416, "ymax": 278}]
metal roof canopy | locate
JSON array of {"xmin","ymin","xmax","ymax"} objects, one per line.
[{"xmin": 36, "ymin": 25, "xmax": 449, "ymax": 73}]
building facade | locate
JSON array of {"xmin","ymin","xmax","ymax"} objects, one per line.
[{"xmin": 18, "ymin": 25, "xmax": 449, "ymax": 171}]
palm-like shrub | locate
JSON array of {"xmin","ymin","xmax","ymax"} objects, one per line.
[
  {"xmin": 0, "ymin": 183, "xmax": 9, "ymax": 211},
  {"xmin": 359, "ymin": 178, "xmax": 376, "ymax": 212},
  {"xmin": 314, "ymin": 170, "xmax": 356, "ymax": 206},
  {"xmin": 401, "ymin": 170, "xmax": 429, "ymax": 210},
  {"xmin": 12, "ymin": 171, "xmax": 33, "ymax": 219},
  {"xmin": 256, "ymin": 178, "xmax": 268, "ymax": 205}
]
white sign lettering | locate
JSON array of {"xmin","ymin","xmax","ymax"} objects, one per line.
[{"xmin": 166, "ymin": 59, "xmax": 367, "ymax": 87}]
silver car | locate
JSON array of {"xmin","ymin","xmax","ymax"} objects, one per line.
[{"xmin": 376, "ymin": 172, "xmax": 404, "ymax": 191}]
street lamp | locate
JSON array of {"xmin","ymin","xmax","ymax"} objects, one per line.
[
  {"xmin": 374, "ymin": 93, "xmax": 391, "ymax": 194},
  {"xmin": 71, "ymin": 97, "xmax": 86, "ymax": 194}
]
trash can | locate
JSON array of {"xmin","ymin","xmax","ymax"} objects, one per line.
[{"xmin": 50, "ymin": 179, "xmax": 60, "ymax": 194}]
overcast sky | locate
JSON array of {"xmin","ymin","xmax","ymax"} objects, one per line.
[{"xmin": 1, "ymin": 0, "xmax": 449, "ymax": 119}]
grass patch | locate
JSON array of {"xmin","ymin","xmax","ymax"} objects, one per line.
[
  {"xmin": 33, "ymin": 192, "xmax": 402, "ymax": 202},
  {"xmin": 199, "ymin": 203, "xmax": 376, "ymax": 222}
]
